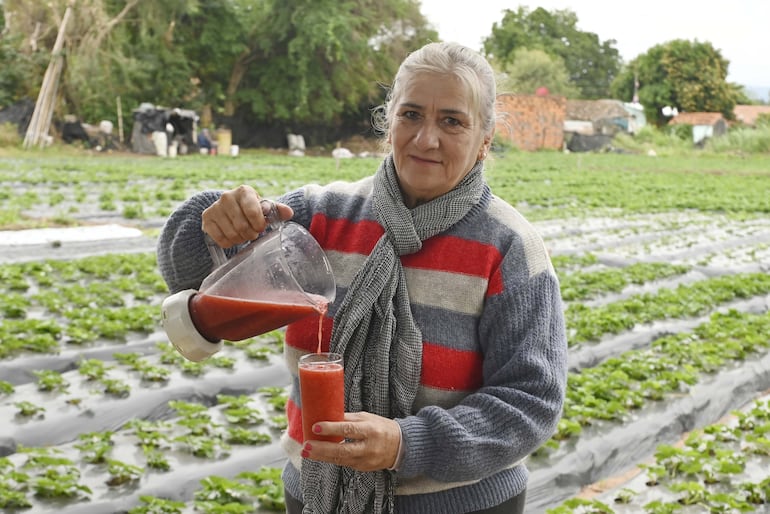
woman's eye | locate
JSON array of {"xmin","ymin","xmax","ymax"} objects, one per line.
[
  {"xmin": 444, "ymin": 117, "xmax": 461, "ymax": 126},
  {"xmin": 403, "ymin": 110, "xmax": 420, "ymax": 120}
]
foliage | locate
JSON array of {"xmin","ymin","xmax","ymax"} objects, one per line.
[
  {"xmin": 558, "ymin": 261, "xmax": 691, "ymax": 302},
  {"xmin": 0, "ymin": 0, "xmax": 437, "ymax": 134},
  {"xmin": 0, "ymin": 32, "xmax": 48, "ymax": 109},
  {"xmin": 0, "ymin": 123, "xmax": 21, "ymax": 147},
  {"xmin": 706, "ymin": 124, "xmax": 770, "ymax": 154},
  {"xmin": 611, "ymin": 125, "xmax": 698, "ymax": 155},
  {"xmin": 552, "ymin": 396, "xmax": 770, "ymax": 511},
  {"xmin": 565, "ymin": 272, "xmax": 770, "ymax": 345},
  {"xmin": 495, "ymin": 48, "xmax": 579, "ymax": 98},
  {"xmin": 611, "ymin": 39, "xmax": 740, "ymax": 126},
  {"xmin": 483, "ymin": 6, "xmax": 621, "ymax": 99}
]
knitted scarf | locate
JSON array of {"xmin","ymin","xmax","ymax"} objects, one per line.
[{"xmin": 300, "ymin": 154, "xmax": 485, "ymax": 513}]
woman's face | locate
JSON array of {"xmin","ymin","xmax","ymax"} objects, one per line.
[{"xmin": 389, "ymin": 72, "xmax": 491, "ymax": 208}]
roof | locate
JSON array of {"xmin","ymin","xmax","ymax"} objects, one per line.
[
  {"xmin": 668, "ymin": 112, "xmax": 725, "ymax": 126},
  {"xmin": 733, "ymin": 105, "xmax": 770, "ymax": 126},
  {"xmin": 565, "ymin": 99, "xmax": 630, "ymax": 121}
]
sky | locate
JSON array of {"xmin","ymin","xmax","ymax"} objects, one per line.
[{"xmin": 418, "ymin": 0, "xmax": 770, "ymax": 94}]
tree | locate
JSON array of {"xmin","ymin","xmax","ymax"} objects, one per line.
[
  {"xmin": 0, "ymin": 0, "xmax": 199, "ymax": 123},
  {"xmin": 611, "ymin": 39, "xmax": 740, "ymax": 126},
  {"xmin": 0, "ymin": 0, "xmax": 437, "ymax": 143},
  {"xmin": 0, "ymin": 1, "xmax": 58, "ymax": 108},
  {"xmin": 170, "ymin": 0, "xmax": 437, "ymax": 125},
  {"xmin": 483, "ymin": 6, "xmax": 621, "ymax": 99},
  {"xmin": 495, "ymin": 48, "xmax": 579, "ymax": 98}
]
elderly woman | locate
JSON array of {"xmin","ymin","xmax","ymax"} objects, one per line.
[{"xmin": 157, "ymin": 42, "xmax": 567, "ymax": 513}]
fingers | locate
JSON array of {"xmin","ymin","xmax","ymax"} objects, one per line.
[
  {"xmin": 301, "ymin": 412, "xmax": 401, "ymax": 472},
  {"xmin": 273, "ymin": 202, "xmax": 294, "ymax": 223},
  {"xmin": 201, "ymin": 185, "xmax": 293, "ymax": 248}
]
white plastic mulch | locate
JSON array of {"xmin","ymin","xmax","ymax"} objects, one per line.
[{"xmin": 0, "ymin": 224, "xmax": 143, "ymax": 246}]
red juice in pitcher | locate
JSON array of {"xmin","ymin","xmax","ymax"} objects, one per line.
[{"xmin": 189, "ymin": 292, "xmax": 328, "ymax": 342}]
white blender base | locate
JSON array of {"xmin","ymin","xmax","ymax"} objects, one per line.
[{"xmin": 161, "ymin": 289, "xmax": 223, "ymax": 362}]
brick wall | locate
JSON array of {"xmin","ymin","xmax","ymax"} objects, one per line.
[{"xmin": 495, "ymin": 94, "xmax": 566, "ymax": 151}]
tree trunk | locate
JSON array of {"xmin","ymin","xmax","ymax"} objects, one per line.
[{"xmin": 223, "ymin": 49, "xmax": 254, "ymax": 116}]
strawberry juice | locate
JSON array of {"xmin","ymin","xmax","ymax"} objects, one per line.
[
  {"xmin": 189, "ymin": 292, "xmax": 328, "ymax": 342},
  {"xmin": 299, "ymin": 352, "xmax": 344, "ymax": 443}
]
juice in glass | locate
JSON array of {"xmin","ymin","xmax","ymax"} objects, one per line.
[{"xmin": 299, "ymin": 352, "xmax": 344, "ymax": 442}]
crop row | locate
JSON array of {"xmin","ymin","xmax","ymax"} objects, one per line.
[
  {"xmin": 0, "ymin": 247, "xmax": 767, "ymax": 513},
  {"xmin": 565, "ymin": 272, "xmax": 770, "ymax": 346},
  {"xmin": 9, "ymin": 308, "xmax": 767, "ymax": 463},
  {"xmin": 0, "ymin": 390, "xmax": 289, "ymax": 512},
  {"xmin": 0, "ymin": 333, "xmax": 284, "ymax": 422},
  {"xmin": 540, "ymin": 309, "xmax": 770, "ymax": 451},
  {"xmin": 2, "ymin": 254, "xmax": 767, "ymax": 361},
  {"xmin": 548, "ymin": 396, "xmax": 770, "ymax": 513},
  {"xmin": 558, "ymin": 260, "xmax": 691, "ymax": 302},
  {"xmin": 0, "ymin": 154, "xmax": 375, "ymax": 229}
]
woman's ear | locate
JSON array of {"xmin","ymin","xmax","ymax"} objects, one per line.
[{"xmin": 478, "ymin": 131, "xmax": 493, "ymax": 161}]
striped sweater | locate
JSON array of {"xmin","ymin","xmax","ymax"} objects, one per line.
[{"xmin": 157, "ymin": 174, "xmax": 567, "ymax": 514}]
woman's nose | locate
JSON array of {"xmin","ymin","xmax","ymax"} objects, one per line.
[{"xmin": 414, "ymin": 121, "xmax": 439, "ymax": 149}]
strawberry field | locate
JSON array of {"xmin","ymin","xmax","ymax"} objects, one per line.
[{"xmin": 1, "ymin": 149, "xmax": 769, "ymax": 513}]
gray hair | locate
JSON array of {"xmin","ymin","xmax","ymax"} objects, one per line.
[{"xmin": 373, "ymin": 42, "xmax": 497, "ymax": 137}]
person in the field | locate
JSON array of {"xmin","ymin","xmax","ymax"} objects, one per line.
[{"xmin": 157, "ymin": 41, "xmax": 567, "ymax": 514}]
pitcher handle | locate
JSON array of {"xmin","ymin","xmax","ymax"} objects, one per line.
[
  {"xmin": 260, "ymin": 199, "xmax": 282, "ymax": 232},
  {"xmin": 204, "ymin": 198, "xmax": 281, "ymax": 268},
  {"xmin": 204, "ymin": 233, "xmax": 228, "ymax": 268}
]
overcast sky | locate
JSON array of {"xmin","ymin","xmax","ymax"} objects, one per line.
[{"xmin": 419, "ymin": 0, "xmax": 769, "ymax": 91}]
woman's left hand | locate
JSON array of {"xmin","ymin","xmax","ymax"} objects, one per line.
[{"xmin": 301, "ymin": 412, "xmax": 402, "ymax": 472}]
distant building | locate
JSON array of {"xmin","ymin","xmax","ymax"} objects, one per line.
[
  {"xmin": 563, "ymin": 99, "xmax": 634, "ymax": 152},
  {"xmin": 495, "ymin": 94, "xmax": 566, "ymax": 151},
  {"xmin": 622, "ymin": 102, "xmax": 647, "ymax": 134},
  {"xmin": 565, "ymin": 99, "xmax": 633, "ymax": 135},
  {"xmin": 668, "ymin": 112, "xmax": 727, "ymax": 145},
  {"xmin": 733, "ymin": 105, "xmax": 770, "ymax": 126}
]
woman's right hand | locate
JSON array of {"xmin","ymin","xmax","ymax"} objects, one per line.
[{"xmin": 201, "ymin": 185, "xmax": 293, "ymax": 248}]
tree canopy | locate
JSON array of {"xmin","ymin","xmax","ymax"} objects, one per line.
[
  {"xmin": 0, "ymin": 0, "xmax": 437, "ymax": 144},
  {"xmin": 611, "ymin": 39, "xmax": 741, "ymax": 126},
  {"xmin": 495, "ymin": 48, "xmax": 579, "ymax": 98},
  {"xmin": 483, "ymin": 6, "xmax": 621, "ymax": 99}
]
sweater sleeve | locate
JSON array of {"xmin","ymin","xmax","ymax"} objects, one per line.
[
  {"xmin": 156, "ymin": 190, "xmax": 223, "ymax": 294},
  {"xmin": 396, "ymin": 243, "xmax": 568, "ymax": 482}
]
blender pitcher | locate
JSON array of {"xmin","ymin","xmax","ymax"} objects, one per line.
[{"xmin": 161, "ymin": 200, "xmax": 336, "ymax": 361}]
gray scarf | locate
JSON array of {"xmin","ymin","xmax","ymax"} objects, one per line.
[{"xmin": 300, "ymin": 154, "xmax": 485, "ymax": 513}]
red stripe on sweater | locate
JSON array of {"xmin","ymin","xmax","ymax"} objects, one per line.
[
  {"xmin": 311, "ymin": 214, "xmax": 383, "ymax": 255},
  {"xmin": 310, "ymin": 215, "xmax": 505, "ymax": 297},
  {"xmin": 421, "ymin": 341, "xmax": 483, "ymax": 390},
  {"xmin": 286, "ymin": 315, "xmax": 333, "ymax": 353},
  {"xmin": 402, "ymin": 235, "xmax": 504, "ymax": 296},
  {"xmin": 286, "ymin": 398, "xmax": 304, "ymax": 442}
]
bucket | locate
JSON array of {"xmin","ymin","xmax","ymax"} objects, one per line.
[
  {"xmin": 216, "ymin": 128, "xmax": 232, "ymax": 157},
  {"xmin": 152, "ymin": 131, "xmax": 168, "ymax": 157}
]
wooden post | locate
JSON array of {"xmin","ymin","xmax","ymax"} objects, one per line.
[
  {"xmin": 23, "ymin": 4, "xmax": 73, "ymax": 149},
  {"xmin": 116, "ymin": 96, "xmax": 124, "ymax": 144}
]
